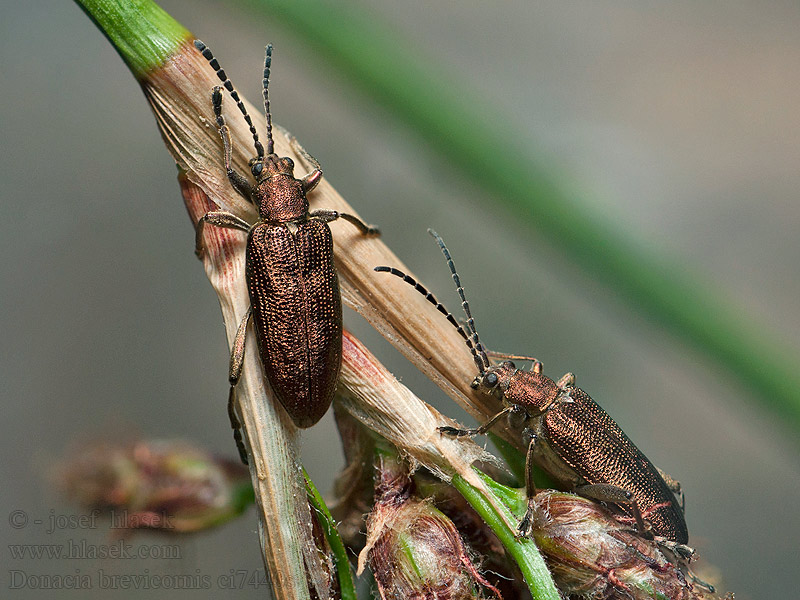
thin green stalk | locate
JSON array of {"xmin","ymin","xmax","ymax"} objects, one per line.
[
  {"xmin": 237, "ymin": 0, "xmax": 800, "ymax": 429},
  {"xmin": 74, "ymin": 0, "xmax": 189, "ymax": 78},
  {"xmin": 304, "ymin": 469, "xmax": 358, "ymax": 600},
  {"xmin": 451, "ymin": 472, "xmax": 560, "ymax": 600}
]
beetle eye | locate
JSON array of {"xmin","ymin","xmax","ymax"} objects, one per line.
[
  {"xmin": 284, "ymin": 157, "xmax": 294, "ymax": 170},
  {"xmin": 251, "ymin": 162, "xmax": 263, "ymax": 176},
  {"xmin": 485, "ymin": 372, "xmax": 498, "ymax": 387}
]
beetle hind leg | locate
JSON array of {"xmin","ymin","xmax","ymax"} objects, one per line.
[
  {"xmin": 226, "ymin": 308, "xmax": 253, "ymax": 465},
  {"xmin": 654, "ymin": 539, "xmax": 717, "ymax": 593},
  {"xmin": 575, "ymin": 483, "xmax": 651, "ymax": 539},
  {"xmin": 227, "ymin": 388, "xmax": 248, "ymax": 465}
]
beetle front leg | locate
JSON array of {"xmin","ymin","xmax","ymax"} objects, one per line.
[
  {"xmin": 309, "ymin": 209, "xmax": 381, "ymax": 237},
  {"xmin": 283, "ymin": 132, "xmax": 324, "ymax": 193},
  {"xmin": 226, "ymin": 307, "xmax": 253, "ymax": 465},
  {"xmin": 485, "ymin": 350, "xmax": 543, "ymax": 372},
  {"xmin": 438, "ymin": 405, "xmax": 515, "ymax": 437},
  {"xmin": 556, "ymin": 372, "xmax": 575, "ymax": 390},
  {"xmin": 552, "ymin": 372, "xmax": 576, "ymax": 406},
  {"xmin": 195, "ymin": 211, "xmax": 251, "ymax": 258},
  {"xmin": 211, "ymin": 86, "xmax": 254, "ymax": 200}
]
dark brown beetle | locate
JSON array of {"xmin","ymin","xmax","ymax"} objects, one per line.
[
  {"xmin": 375, "ymin": 230, "xmax": 689, "ymax": 552},
  {"xmin": 194, "ymin": 41, "xmax": 379, "ymax": 463}
]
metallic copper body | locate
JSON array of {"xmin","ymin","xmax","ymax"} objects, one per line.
[
  {"xmin": 496, "ymin": 364, "xmax": 688, "ymax": 544},
  {"xmin": 247, "ymin": 218, "xmax": 342, "ymax": 427},
  {"xmin": 193, "ymin": 41, "xmax": 378, "ymax": 459},
  {"xmin": 376, "ymin": 231, "xmax": 689, "ymax": 547}
]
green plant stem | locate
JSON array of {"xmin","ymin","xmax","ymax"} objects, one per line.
[
  {"xmin": 237, "ymin": 0, "xmax": 800, "ymax": 430},
  {"xmin": 304, "ymin": 469, "xmax": 358, "ymax": 600},
  {"xmin": 452, "ymin": 472, "xmax": 560, "ymax": 600},
  {"xmin": 74, "ymin": 0, "xmax": 189, "ymax": 78}
]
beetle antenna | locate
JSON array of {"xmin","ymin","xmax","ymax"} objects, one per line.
[
  {"xmin": 262, "ymin": 44, "xmax": 275, "ymax": 156},
  {"xmin": 428, "ymin": 230, "xmax": 490, "ymax": 370},
  {"xmin": 194, "ymin": 39, "xmax": 265, "ymax": 159},
  {"xmin": 373, "ymin": 266, "xmax": 486, "ymax": 374}
]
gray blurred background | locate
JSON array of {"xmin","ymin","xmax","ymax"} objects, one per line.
[{"xmin": 2, "ymin": 1, "xmax": 798, "ymax": 598}]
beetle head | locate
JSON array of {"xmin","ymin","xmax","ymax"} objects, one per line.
[
  {"xmin": 471, "ymin": 361, "xmax": 516, "ymax": 400},
  {"xmin": 250, "ymin": 155, "xmax": 296, "ymax": 181}
]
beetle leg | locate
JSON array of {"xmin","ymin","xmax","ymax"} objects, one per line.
[
  {"xmin": 683, "ymin": 568, "xmax": 715, "ymax": 593},
  {"xmin": 309, "ymin": 209, "xmax": 380, "ymax": 236},
  {"xmin": 281, "ymin": 129, "xmax": 324, "ymax": 193},
  {"xmin": 656, "ymin": 467, "xmax": 685, "ymax": 514},
  {"xmin": 652, "ymin": 537, "xmax": 714, "ymax": 594},
  {"xmin": 226, "ymin": 388, "xmax": 248, "ymax": 465},
  {"xmin": 551, "ymin": 372, "xmax": 576, "ymax": 406},
  {"xmin": 438, "ymin": 405, "xmax": 514, "ymax": 437},
  {"xmin": 226, "ymin": 307, "xmax": 253, "ymax": 465},
  {"xmin": 195, "ymin": 211, "xmax": 251, "ymax": 258},
  {"xmin": 556, "ymin": 372, "xmax": 575, "ymax": 390},
  {"xmin": 575, "ymin": 483, "xmax": 651, "ymax": 538},
  {"xmin": 485, "ymin": 350, "xmax": 543, "ymax": 372},
  {"xmin": 211, "ymin": 87, "xmax": 255, "ymax": 200},
  {"xmin": 516, "ymin": 428, "xmax": 540, "ymax": 537},
  {"xmin": 301, "ymin": 169, "xmax": 323, "ymax": 193},
  {"xmin": 655, "ymin": 536, "xmax": 695, "ymax": 561}
]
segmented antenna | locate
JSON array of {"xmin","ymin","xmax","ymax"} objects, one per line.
[
  {"xmin": 262, "ymin": 44, "xmax": 275, "ymax": 156},
  {"xmin": 428, "ymin": 230, "xmax": 490, "ymax": 370},
  {"xmin": 373, "ymin": 266, "xmax": 487, "ymax": 374},
  {"xmin": 211, "ymin": 86, "xmax": 226, "ymax": 131},
  {"xmin": 194, "ymin": 39, "xmax": 265, "ymax": 159}
]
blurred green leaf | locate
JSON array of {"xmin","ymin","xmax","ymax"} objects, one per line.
[
  {"xmin": 245, "ymin": 0, "xmax": 800, "ymax": 430},
  {"xmin": 74, "ymin": 0, "xmax": 800, "ymax": 430}
]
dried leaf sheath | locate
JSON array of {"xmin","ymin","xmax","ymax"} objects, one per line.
[
  {"xmin": 145, "ymin": 38, "xmax": 515, "ymax": 464},
  {"xmin": 180, "ymin": 175, "xmax": 323, "ymax": 600},
  {"xmin": 144, "ymin": 39, "xmax": 529, "ymax": 599}
]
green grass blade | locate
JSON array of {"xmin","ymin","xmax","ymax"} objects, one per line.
[
  {"xmin": 304, "ymin": 469, "xmax": 358, "ymax": 600},
  {"xmin": 452, "ymin": 472, "xmax": 560, "ymax": 600},
  {"xmin": 238, "ymin": 0, "xmax": 800, "ymax": 430},
  {"xmin": 74, "ymin": 0, "xmax": 189, "ymax": 78}
]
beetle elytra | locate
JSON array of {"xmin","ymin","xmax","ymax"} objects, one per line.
[{"xmin": 194, "ymin": 40, "xmax": 379, "ymax": 463}]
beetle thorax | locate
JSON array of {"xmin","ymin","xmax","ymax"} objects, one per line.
[
  {"xmin": 505, "ymin": 369, "xmax": 561, "ymax": 415},
  {"xmin": 255, "ymin": 174, "xmax": 308, "ymax": 222},
  {"xmin": 473, "ymin": 362, "xmax": 561, "ymax": 415},
  {"xmin": 249, "ymin": 154, "xmax": 308, "ymax": 223}
]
